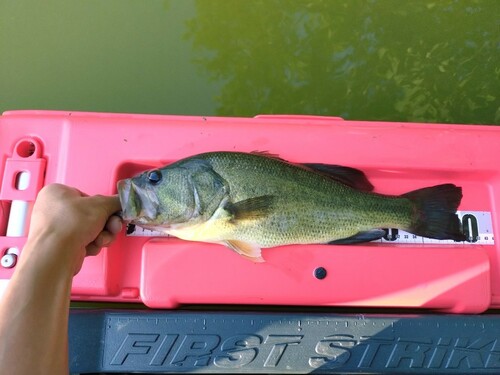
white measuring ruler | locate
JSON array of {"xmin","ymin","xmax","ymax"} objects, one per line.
[
  {"xmin": 126, "ymin": 211, "xmax": 495, "ymax": 245},
  {"xmin": 379, "ymin": 211, "xmax": 494, "ymax": 245}
]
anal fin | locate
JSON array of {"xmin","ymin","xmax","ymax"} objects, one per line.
[{"xmin": 328, "ymin": 229, "xmax": 386, "ymax": 245}]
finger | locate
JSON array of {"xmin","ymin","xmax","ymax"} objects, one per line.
[
  {"xmin": 88, "ymin": 195, "xmax": 122, "ymax": 216},
  {"xmin": 94, "ymin": 231, "xmax": 116, "ymax": 248},
  {"xmin": 105, "ymin": 215, "xmax": 123, "ymax": 235},
  {"xmin": 86, "ymin": 230, "xmax": 118, "ymax": 257},
  {"xmin": 88, "ymin": 231, "xmax": 114, "ymax": 254},
  {"xmin": 86, "ymin": 242, "xmax": 102, "ymax": 257}
]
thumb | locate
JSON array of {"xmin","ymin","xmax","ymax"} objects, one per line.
[{"xmin": 88, "ymin": 195, "xmax": 122, "ymax": 217}]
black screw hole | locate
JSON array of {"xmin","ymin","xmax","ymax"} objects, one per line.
[{"xmin": 314, "ymin": 267, "xmax": 327, "ymax": 280}]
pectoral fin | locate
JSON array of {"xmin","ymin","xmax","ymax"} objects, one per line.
[
  {"xmin": 224, "ymin": 240, "xmax": 265, "ymax": 262},
  {"xmin": 224, "ymin": 195, "xmax": 275, "ymax": 222},
  {"xmin": 328, "ymin": 229, "xmax": 386, "ymax": 244}
]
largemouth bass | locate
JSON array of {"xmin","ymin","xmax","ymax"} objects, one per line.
[{"xmin": 117, "ymin": 151, "xmax": 465, "ymax": 262}]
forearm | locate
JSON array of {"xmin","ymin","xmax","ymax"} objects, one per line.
[
  {"xmin": 0, "ymin": 237, "xmax": 74, "ymax": 375},
  {"xmin": 0, "ymin": 185, "xmax": 122, "ymax": 374}
]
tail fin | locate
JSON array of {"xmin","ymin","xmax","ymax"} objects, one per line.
[{"xmin": 403, "ymin": 184, "xmax": 466, "ymax": 241}]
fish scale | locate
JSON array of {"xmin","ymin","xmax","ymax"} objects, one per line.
[{"xmin": 199, "ymin": 152, "xmax": 412, "ymax": 246}]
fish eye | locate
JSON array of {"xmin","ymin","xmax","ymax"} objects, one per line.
[{"xmin": 147, "ymin": 169, "xmax": 162, "ymax": 184}]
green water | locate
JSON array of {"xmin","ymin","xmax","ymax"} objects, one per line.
[{"xmin": 1, "ymin": 0, "xmax": 498, "ymax": 124}]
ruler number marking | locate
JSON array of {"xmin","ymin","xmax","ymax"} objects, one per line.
[{"xmin": 381, "ymin": 211, "xmax": 494, "ymax": 245}]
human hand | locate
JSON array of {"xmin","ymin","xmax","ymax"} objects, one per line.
[{"xmin": 22, "ymin": 183, "xmax": 123, "ymax": 276}]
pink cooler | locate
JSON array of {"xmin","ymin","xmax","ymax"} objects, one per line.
[{"xmin": 0, "ymin": 110, "xmax": 498, "ymax": 313}]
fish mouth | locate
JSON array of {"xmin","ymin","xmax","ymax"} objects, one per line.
[
  {"xmin": 117, "ymin": 179, "xmax": 159, "ymax": 222},
  {"xmin": 117, "ymin": 179, "xmax": 137, "ymax": 220}
]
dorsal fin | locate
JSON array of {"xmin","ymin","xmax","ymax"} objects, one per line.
[
  {"xmin": 250, "ymin": 151, "xmax": 374, "ymax": 192},
  {"xmin": 302, "ymin": 163, "xmax": 374, "ymax": 192},
  {"xmin": 250, "ymin": 150, "xmax": 285, "ymax": 161}
]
